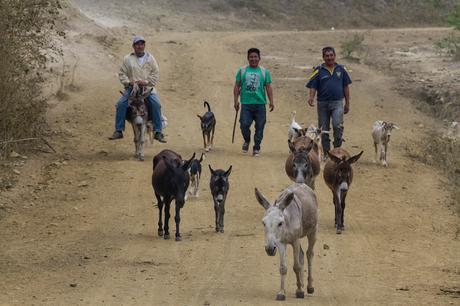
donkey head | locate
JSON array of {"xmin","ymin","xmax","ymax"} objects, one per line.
[
  {"xmin": 328, "ymin": 151, "xmax": 363, "ymax": 192},
  {"xmin": 255, "ymin": 188, "xmax": 295, "ymax": 256},
  {"xmin": 128, "ymin": 85, "xmax": 152, "ymax": 124},
  {"xmin": 209, "ymin": 165, "xmax": 232, "ymax": 206},
  {"xmin": 289, "ymin": 140, "xmax": 314, "ymax": 184},
  {"xmin": 162, "ymin": 152, "xmax": 195, "ymax": 207}
]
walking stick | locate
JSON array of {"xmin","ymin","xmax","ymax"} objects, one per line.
[{"xmin": 232, "ymin": 108, "xmax": 239, "ymax": 144}]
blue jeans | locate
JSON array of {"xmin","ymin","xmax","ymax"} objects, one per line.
[
  {"xmin": 317, "ymin": 99, "xmax": 344, "ymax": 154},
  {"xmin": 115, "ymin": 88, "xmax": 163, "ymax": 133},
  {"xmin": 240, "ymin": 104, "xmax": 266, "ymax": 151}
]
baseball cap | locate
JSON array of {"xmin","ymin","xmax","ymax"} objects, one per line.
[{"xmin": 133, "ymin": 36, "xmax": 145, "ymax": 45}]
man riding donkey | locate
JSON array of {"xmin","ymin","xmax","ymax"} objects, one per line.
[{"xmin": 109, "ymin": 36, "xmax": 167, "ymax": 143}]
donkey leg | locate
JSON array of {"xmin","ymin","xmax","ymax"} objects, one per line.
[
  {"xmin": 132, "ymin": 124, "xmax": 139, "ymax": 157},
  {"xmin": 174, "ymin": 203, "xmax": 182, "ymax": 241},
  {"xmin": 276, "ymin": 244, "xmax": 287, "ymax": 301},
  {"xmin": 218, "ymin": 204, "xmax": 225, "ymax": 233},
  {"xmin": 332, "ymin": 192, "xmax": 338, "ymax": 227},
  {"xmin": 306, "ymin": 230, "xmax": 316, "ymax": 294},
  {"xmin": 155, "ymin": 192, "xmax": 164, "ymax": 237},
  {"xmin": 138, "ymin": 124, "xmax": 146, "ymax": 161},
  {"xmin": 341, "ymin": 191, "xmax": 348, "ymax": 231},
  {"xmin": 335, "ymin": 190, "xmax": 343, "ymax": 234},
  {"xmin": 163, "ymin": 199, "xmax": 172, "ymax": 239},
  {"xmin": 214, "ymin": 203, "xmax": 219, "ymax": 232},
  {"xmin": 292, "ymin": 240, "xmax": 305, "ymax": 298}
]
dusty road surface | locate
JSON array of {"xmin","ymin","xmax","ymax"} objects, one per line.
[{"xmin": 1, "ymin": 2, "xmax": 459, "ymax": 305}]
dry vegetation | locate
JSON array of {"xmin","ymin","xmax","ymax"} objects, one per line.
[{"xmin": 0, "ymin": 0, "xmax": 62, "ymax": 157}]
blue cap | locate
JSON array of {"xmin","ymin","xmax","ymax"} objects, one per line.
[{"xmin": 133, "ymin": 36, "xmax": 145, "ymax": 45}]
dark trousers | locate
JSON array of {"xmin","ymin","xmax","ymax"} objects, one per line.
[{"xmin": 240, "ymin": 104, "xmax": 266, "ymax": 151}]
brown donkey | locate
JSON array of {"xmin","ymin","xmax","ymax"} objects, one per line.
[
  {"xmin": 152, "ymin": 149, "xmax": 195, "ymax": 241},
  {"xmin": 323, "ymin": 148, "xmax": 363, "ymax": 234},
  {"xmin": 286, "ymin": 136, "xmax": 320, "ymax": 189}
]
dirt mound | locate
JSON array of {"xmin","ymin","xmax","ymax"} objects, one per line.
[{"xmin": 72, "ymin": 0, "xmax": 456, "ymax": 31}]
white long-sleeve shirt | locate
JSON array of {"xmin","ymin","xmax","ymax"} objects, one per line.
[{"xmin": 118, "ymin": 52, "xmax": 159, "ymax": 93}]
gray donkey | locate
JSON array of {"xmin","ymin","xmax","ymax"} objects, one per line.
[
  {"xmin": 209, "ymin": 165, "xmax": 232, "ymax": 233},
  {"xmin": 255, "ymin": 183, "xmax": 318, "ymax": 301},
  {"xmin": 125, "ymin": 84, "xmax": 153, "ymax": 161}
]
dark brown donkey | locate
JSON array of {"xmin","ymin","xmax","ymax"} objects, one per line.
[
  {"xmin": 286, "ymin": 135, "xmax": 320, "ymax": 189},
  {"xmin": 152, "ymin": 149, "xmax": 195, "ymax": 241},
  {"xmin": 323, "ymin": 148, "xmax": 363, "ymax": 234}
]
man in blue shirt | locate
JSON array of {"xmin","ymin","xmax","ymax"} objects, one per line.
[{"xmin": 306, "ymin": 46, "xmax": 352, "ymax": 157}]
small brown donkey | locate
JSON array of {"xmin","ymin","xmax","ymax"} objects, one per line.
[
  {"xmin": 255, "ymin": 183, "xmax": 318, "ymax": 301},
  {"xmin": 152, "ymin": 149, "xmax": 195, "ymax": 241},
  {"xmin": 323, "ymin": 148, "xmax": 363, "ymax": 234},
  {"xmin": 286, "ymin": 136, "xmax": 320, "ymax": 189}
]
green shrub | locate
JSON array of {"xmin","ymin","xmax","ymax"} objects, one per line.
[
  {"xmin": 341, "ymin": 33, "xmax": 365, "ymax": 58},
  {"xmin": 434, "ymin": 33, "xmax": 460, "ymax": 60},
  {"xmin": 0, "ymin": 0, "xmax": 62, "ymax": 156}
]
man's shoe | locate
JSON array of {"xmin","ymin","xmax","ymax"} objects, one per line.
[
  {"xmin": 109, "ymin": 131, "xmax": 123, "ymax": 140},
  {"xmin": 154, "ymin": 132, "xmax": 167, "ymax": 143},
  {"xmin": 242, "ymin": 142, "xmax": 249, "ymax": 153},
  {"xmin": 253, "ymin": 149, "xmax": 260, "ymax": 157}
]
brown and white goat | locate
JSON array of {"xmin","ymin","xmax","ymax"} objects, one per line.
[
  {"xmin": 372, "ymin": 120, "xmax": 399, "ymax": 167},
  {"xmin": 305, "ymin": 124, "xmax": 330, "ymax": 161},
  {"xmin": 323, "ymin": 148, "xmax": 363, "ymax": 234}
]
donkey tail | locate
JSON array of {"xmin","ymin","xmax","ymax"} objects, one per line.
[
  {"xmin": 290, "ymin": 111, "xmax": 297, "ymax": 123},
  {"xmin": 204, "ymin": 101, "xmax": 211, "ymax": 112}
]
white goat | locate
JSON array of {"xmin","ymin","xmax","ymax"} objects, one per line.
[
  {"xmin": 288, "ymin": 111, "xmax": 303, "ymax": 142},
  {"xmin": 372, "ymin": 120, "xmax": 399, "ymax": 167},
  {"xmin": 305, "ymin": 124, "xmax": 330, "ymax": 161}
]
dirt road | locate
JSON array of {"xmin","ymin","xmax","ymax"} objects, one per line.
[{"xmin": 0, "ymin": 5, "xmax": 459, "ymax": 305}]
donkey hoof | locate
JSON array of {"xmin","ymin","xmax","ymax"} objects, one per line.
[
  {"xmin": 215, "ymin": 228, "xmax": 219, "ymax": 233},
  {"xmin": 307, "ymin": 287, "xmax": 315, "ymax": 294},
  {"xmin": 336, "ymin": 229, "xmax": 342, "ymax": 235},
  {"xmin": 295, "ymin": 290, "xmax": 304, "ymax": 298},
  {"xmin": 275, "ymin": 294, "xmax": 286, "ymax": 301},
  {"xmin": 158, "ymin": 229, "xmax": 164, "ymax": 237},
  {"xmin": 164, "ymin": 234, "xmax": 170, "ymax": 240},
  {"xmin": 219, "ymin": 228, "xmax": 224, "ymax": 233},
  {"xmin": 175, "ymin": 236, "xmax": 182, "ymax": 241},
  {"xmin": 138, "ymin": 156, "xmax": 145, "ymax": 161},
  {"xmin": 341, "ymin": 225, "xmax": 345, "ymax": 231}
]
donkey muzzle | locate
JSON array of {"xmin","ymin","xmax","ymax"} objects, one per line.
[
  {"xmin": 265, "ymin": 245, "xmax": 277, "ymax": 256},
  {"xmin": 134, "ymin": 116, "xmax": 143, "ymax": 126},
  {"xmin": 339, "ymin": 182, "xmax": 349, "ymax": 192}
]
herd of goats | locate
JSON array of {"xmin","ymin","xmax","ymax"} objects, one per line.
[{"xmin": 123, "ymin": 88, "xmax": 400, "ymax": 300}]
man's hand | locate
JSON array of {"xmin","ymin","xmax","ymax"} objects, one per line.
[
  {"xmin": 269, "ymin": 102, "xmax": 275, "ymax": 112},
  {"xmin": 138, "ymin": 80, "xmax": 148, "ymax": 86},
  {"xmin": 307, "ymin": 97, "xmax": 315, "ymax": 107},
  {"xmin": 344, "ymin": 103, "xmax": 350, "ymax": 114},
  {"xmin": 234, "ymin": 102, "xmax": 240, "ymax": 112}
]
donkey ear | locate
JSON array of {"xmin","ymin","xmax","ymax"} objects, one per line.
[
  {"xmin": 197, "ymin": 115, "xmax": 203, "ymax": 120},
  {"xmin": 208, "ymin": 164, "xmax": 216, "ymax": 175},
  {"xmin": 288, "ymin": 140, "xmax": 296, "ymax": 153},
  {"xmin": 277, "ymin": 192, "xmax": 295, "ymax": 211},
  {"xmin": 327, "ymin": 151, "xmax": 342, "ymax": 164},
  {"xmin": 141, "ymin": 88, "xmax": 153, "ymax": 99},
  {"xmin": 392, "ymin": 124, "xmax": 400, "ymax": 130},
  {"xmin": 224, "ymin": 165, "xmax": 232, "ymax": 177},
  {"xmin": 199, "ymin": 153, "xmax": 205, "ymax": 162},
  {"xmin": 347, "ymin": 151, "xmax": 363, "ymax": 164},
  {"xmin": 254, "ymin": 188, "xmax": 271, "ymax": 210}
]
